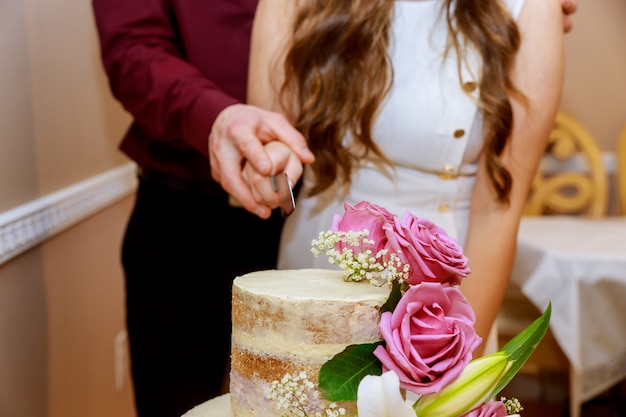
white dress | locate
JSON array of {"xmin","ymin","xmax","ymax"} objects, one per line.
[{"xmin": 278, "ymin": 0, "xmax": 525, "ymax": 269}]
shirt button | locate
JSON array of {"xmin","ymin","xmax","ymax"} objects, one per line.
[
  {"xmin": 439, "ymin": 164, "xmax": 455, "ymax": 180},
  {"xmin": 453, "ymin": 129, "xmax": 465, "ymax": 139},
  {"xmin": 438, "ymin": 204, "xmax": 450, "ymax": 212},
  {"xmin": 463, "ymin": 81, "xmax": 477, "ymax": 93}
]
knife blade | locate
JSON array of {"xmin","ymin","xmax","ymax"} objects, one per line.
[{"xmin": 270, "ymin": 173, "xmax": 295, "ymax": 217}]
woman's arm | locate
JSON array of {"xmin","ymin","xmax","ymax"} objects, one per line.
[
  {"xmin": 209, "ymin": 0, "xmax": 312, "ymax": 216},
  {"xmin": 243, "ymin": 0, "xmax": 306, "ymax": 209},
  {"xmin": 248, "ymin": 0, "xmax": 299, "ymax": 112},
  {"xmin": 460, "ymin": 0, "xmax": 565, "ymax": 355}
]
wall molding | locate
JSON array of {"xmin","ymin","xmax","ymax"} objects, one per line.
[{"xmin": 0, "ymin": 163, "xmax": 137, "ymax": 266}]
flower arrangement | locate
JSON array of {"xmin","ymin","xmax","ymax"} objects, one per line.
[{"xmin": 272, "ymin": 201, "xmax": 551, "ymax": 417}]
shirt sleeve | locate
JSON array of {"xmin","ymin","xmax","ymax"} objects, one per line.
[{"xmin": 91, "ymin": 0, "xmax": 239, "ymax": 157}]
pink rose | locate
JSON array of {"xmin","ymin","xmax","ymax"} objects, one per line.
[
  {"xmin": 332, "ymin": 201, "xmax": 396, "ymax": 254},
  {"xmin": 462, "ymin": 401, "xmax": 508, "ymax": 417},
  {"xmin": 373, "ymin": 282, "xmax": 482, "ymax": 395},
  {"xmin": 384, "ymin": 211, "xmax": 470, "ymax": 286}
]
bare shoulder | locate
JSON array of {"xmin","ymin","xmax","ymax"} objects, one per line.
[
  {"xmin": 508, "ymin": 0, "xmax": 564, "ymax": 151},
  {"xmin": 517, "ymin": 0, "xmax": 563, "ymax": 33},
  {"xmin": 515, "ymin": 0, "xmax": 565, "ymax": 74},
  {"xmin": 249, "ymin": 0, "xmax": 300, "ymax": 109}
]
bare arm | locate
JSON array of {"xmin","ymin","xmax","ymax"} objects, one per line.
[
  {"xmin": 237, "ymin": 0, "xmax": 307, "ymax": 212},
  {"xmin": 248, "ymin": 0, "xmax": 298, "ymax": 113},
  {"xmin": 460, "ymin": 0, "xmax": 565, "ymax": 355}
]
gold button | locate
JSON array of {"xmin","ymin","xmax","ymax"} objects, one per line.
[
  {"xmin": 439, "ymin": 164, "xmax": 455, "ymax": 180},
  {"xmin": 438, "ymin": 204, "xmax": 450, "ymax": 212},
  {"xmin": 453, "ymin": 129, "xmax": 465, "ymax": 139},
  {"xmin": 463, "ymin": 81, "xmax": 477, "ymax": 93}
]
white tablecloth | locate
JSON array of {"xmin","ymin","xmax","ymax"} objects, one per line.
[{"xmin": 510, "ymin": 216, "xmax": 626, "ymax": 400}]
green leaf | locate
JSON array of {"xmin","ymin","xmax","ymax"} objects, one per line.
[
  {"xmin": 491, "ymin": 302, "xmax": 552, "ymax": 396},
  {"xmin": 318, "ymin": 342, "xmax": 384, "ymax": 402},
  {"xmin": 381, "ymin": 280, "xmax": 402, "ymax": 313}
]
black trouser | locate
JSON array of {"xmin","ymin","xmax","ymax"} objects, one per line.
[{"xmin": 122, "ymin": 176, "xmax": 284, "ymax": 417}]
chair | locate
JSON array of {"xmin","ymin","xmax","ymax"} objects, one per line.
[
  {"xmin": 617, "ymin": 124, "xmax": 626, "ymax": 215},
  {"xmin": 499, "ymin": 111, "xmax": 609, "ymax": 417},
  {"xmin": 523, "ymin": 111, "xmax": 608, "ymax": 218}
]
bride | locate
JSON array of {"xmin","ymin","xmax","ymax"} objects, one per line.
[{"xmin": 243, "ymin": 0, "xmax": 564, "ymax": 355}]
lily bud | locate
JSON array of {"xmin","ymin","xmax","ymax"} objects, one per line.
[{"xmin": 412, "ymin": 352, "xmax": 509, "ymax": 417}]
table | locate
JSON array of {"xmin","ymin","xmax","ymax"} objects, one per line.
[{"xmin": 510, "ymin": 216, "xmax": 626, "ymax": 417}]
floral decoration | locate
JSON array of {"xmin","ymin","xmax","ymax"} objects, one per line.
[
  {"xmin": 271, "ymin": 200, "xmax": 550, "ymax": 417},
  {"xmin": 374, "ymin": 282, "xmax": 481, "ymax": 395}
]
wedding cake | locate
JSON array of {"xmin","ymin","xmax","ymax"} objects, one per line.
[
  {"xmin": 230, "ymin": 268, "xmax": 390, "ymax": 417},
  {"xmin": 183, "ymin": 268, "xmax": 390, "ymax": 417},
  {"xmin": 183, "ymin": 201, "xmax": 546, "ymax": 417}
]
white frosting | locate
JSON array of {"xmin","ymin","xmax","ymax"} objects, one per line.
[
  {"xmin": 232, "ymin": 269, "xmax": 390, "ymax": 357},
  {"xmin": 231, "ymin": 331, "xmax": 353, "ymax": 359},
  {"xmin": 233, "ymin": 268, "xmax": 391, "ymax": 301}
]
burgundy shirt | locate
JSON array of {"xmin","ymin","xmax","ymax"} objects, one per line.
[{"xmin": 92, "ymin": 0, "xmax": 258, "ymax": 186}]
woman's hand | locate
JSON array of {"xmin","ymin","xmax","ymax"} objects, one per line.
[{"xmin": 241, "ymin": 141, "xmax": 304, "ymax": 218}]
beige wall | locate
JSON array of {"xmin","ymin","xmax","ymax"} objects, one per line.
[
  {"xmin": 561, "ymin": 0, "xmax": 626, "ymax": 151},
  {"xmin": 0, "ymin": 250, "xmax": 47, "ymax": 417},
  {"xmin": 22, "ymin": 0, "xmax": 129, "ymax": 194},
  {"xmin": 0, "ymin": 0, "xmax": 38, "ymax": 212},
  {"xmin": 45, "ymin": 198, "xmax": 135, "ymax": 417},
  {"xmin": 1, "ymin": 0, "xmax": 134, "ymax": 416},
  {"xmin": 0, "ymin": 1, "xmax": 624, "ymax": 417}
]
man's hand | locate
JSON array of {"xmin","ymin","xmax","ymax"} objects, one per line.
[
  {"xmin": 209, "ymin": 104, "xmax": 314, "ymax": 218},
  {"xmin": 561, "ymin": 0, "xmax": 578, "ymax": 33}
]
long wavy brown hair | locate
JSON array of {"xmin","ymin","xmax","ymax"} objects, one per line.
[{"xmin": 280, "ymin": 0, "xmax": 522, "ymax": 203}]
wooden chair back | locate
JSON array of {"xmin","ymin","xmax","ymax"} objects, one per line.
[
  {"xmin": 617, "ymin": 125, "xmax": 626, "ymax": 215},
  {"xmin": 524, "ymin": 111, "xmax": 608, "ymax": 218}
]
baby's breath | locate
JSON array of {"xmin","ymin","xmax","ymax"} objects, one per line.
[
  {"xmin": 268, "ymin": 373, "xmax": 346, "ymax": 417},
  {"xmin": 500, "ymin": 396, "xmax": 524, "ymax": 414},
  {"xmin": 311, "ymin": 230, "xmax": 409, "ymax": 286}
]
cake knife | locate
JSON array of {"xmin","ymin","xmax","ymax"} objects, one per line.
[{"xmin": 270, "ymin": 173, "xmax": 295, "ymax": 217}]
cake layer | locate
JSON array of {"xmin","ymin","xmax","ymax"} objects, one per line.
[{"xmin": 230, "ymin": 269, "xmax": 390, "ymax": 417}]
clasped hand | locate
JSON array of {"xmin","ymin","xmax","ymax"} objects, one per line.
[{"xmin": 209, "ymin": 104, "xmax": 313, "ymax": 219}]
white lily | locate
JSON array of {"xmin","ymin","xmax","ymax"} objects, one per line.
[{"xmin": 356, "ymin": 371, "xmax": 416, "ymax": 417}]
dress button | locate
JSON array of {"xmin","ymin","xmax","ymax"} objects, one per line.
[
  {"xmin": 463, "ymin": 81, "xmax": 477, "ymax": 93},
  {"xmin": 438, "ymin": 203, "xmax": 450, "ymax": 212},
  {"xmin": 439, "ymin": 164, "xmax": 455, "ymax": 180},
  {"xmin": 453, "ymin": 129, "xmax": 465, "ymax": 139}
]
